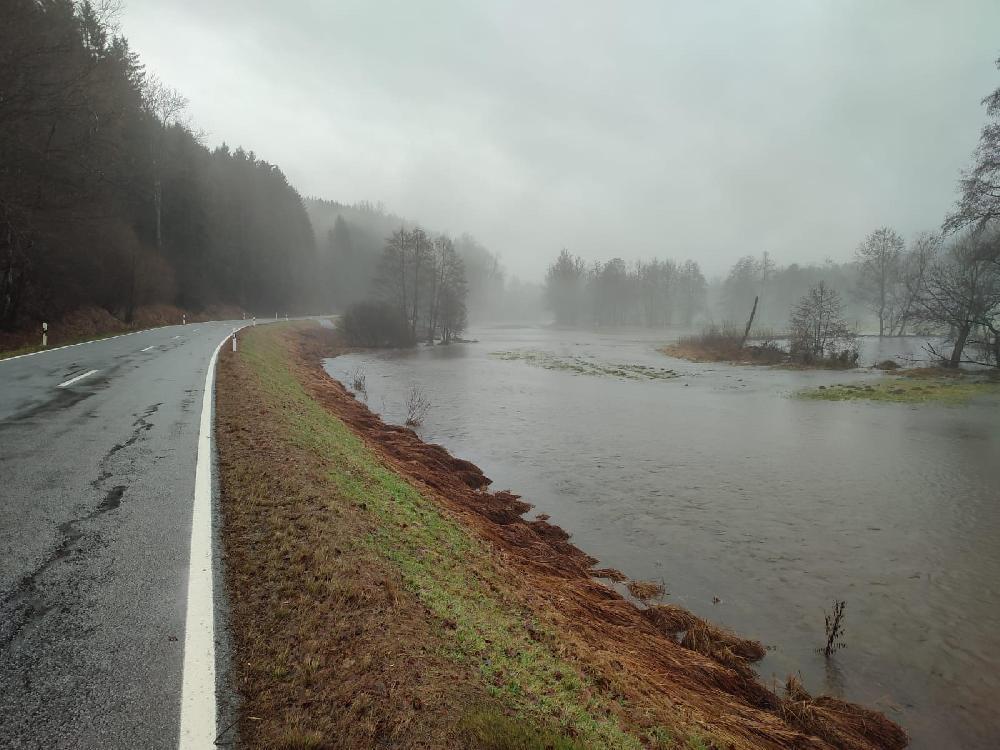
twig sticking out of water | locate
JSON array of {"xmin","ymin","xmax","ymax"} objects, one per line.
[
  {"xmin": 822, "ymin": 600, "xmax": 847, "ymax": 657},
  {"xmin": 350, "ymin": 367, "xmax": 367, "ymax": 399}
]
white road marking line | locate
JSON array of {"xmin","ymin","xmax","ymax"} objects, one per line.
[
  {"xmin": 0, "ymin": 319, "xmax": 237, "ymax": 365},
  {"xmin": 141, "ymin": 345, "xmax": 156, "ymax": 352},
  {"xmin": 172, "ymin": 335, "xmax": 181, "ymax": 339},
  {"xmin": 178, "ymin": 326, "xmax": 244, "ymax": 749},
  {"xmin": 192, "ymin": 328, "xmax": 200, "ymax": 333},
  {"xmin": 56, "ymin": 369, "xmax": 99, "ymax": 388},
  {"xmin": 0, "ymin": 329, "xmax": 153, "ymax": 363}
]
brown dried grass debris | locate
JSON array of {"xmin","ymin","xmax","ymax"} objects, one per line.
[{"xmin": 627, "ymin": 579, "xmax": 666, "ymax": 601}]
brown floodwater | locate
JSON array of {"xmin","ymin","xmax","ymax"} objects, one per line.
[{"xmin": 325, "ymin": 326, "xmax": 1000, "ymax": 749}]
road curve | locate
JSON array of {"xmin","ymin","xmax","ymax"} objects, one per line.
[{"xmin": 0, "ymin": 321, "xmax": 244, "ymax": 748}]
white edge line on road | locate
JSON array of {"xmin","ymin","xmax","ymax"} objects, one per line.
[
  {"xmin": 178, "ymin": 326, "xmax": 244, "ymax": 750},
  {"xmin": 56, "ymin": 369, "xmax": 99, "ymax": 388},
  {"xmin": 0, "ymin": 327, "xmax": 157, "ymax": 364},
  {"xmin": 0, "ymin": 317, "xmax": 322, "ymax": 364},
  {"xmin": 140, "ymin": 345, "xmax": 156, "ymax": 352},
  {"xmin": 0, "ymin": 318, "xmax": 244, "ymax": 365}
]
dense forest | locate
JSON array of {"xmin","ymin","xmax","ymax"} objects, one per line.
[{"xmin": 1, "ymin": 0, "xmax": 319, "ymax": 329}]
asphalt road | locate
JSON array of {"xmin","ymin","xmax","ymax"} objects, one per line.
[{"xmin": 0, "ymin": 321, "xmax": 244, "ymax": 749}]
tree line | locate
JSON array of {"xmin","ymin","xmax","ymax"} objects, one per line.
[{"xmin": 544, "ymin": 250, "xmax": 708, "ymax": 327}]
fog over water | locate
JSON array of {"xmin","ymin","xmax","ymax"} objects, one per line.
[{"xmin": 120, "ymin": 1, "xmax": 1000, "ymax": 278}]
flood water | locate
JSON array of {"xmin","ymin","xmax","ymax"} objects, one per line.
[{"xmin": 325, "ymin": 326, "xmax": 1000, "ymax": 749}]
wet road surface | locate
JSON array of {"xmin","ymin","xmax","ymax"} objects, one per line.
[{"xmin": 0, "ymin": 322, "xmax": 242, "ymax": 749}]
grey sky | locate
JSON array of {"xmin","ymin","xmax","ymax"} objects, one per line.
[{"xmin": 120, "ymin": 1, "xmax": 1000, "ymax": 280}]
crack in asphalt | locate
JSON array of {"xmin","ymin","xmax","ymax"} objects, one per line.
[{"xmin": 0, "ymin": 402, "xmax": 162, "ymax": 650}]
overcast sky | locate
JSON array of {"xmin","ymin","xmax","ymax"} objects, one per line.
[{"xmin": 120, "ymin": 1, "xmax": 1000, "ymax": 280}]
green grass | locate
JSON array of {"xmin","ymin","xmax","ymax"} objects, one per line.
[
  {"xmin": 796, "ymin": 375, "xmax": 1000, "ymax": 404},
  {"xmin": 239, "ymin": 326, "xmax": 706, "ymax": 749},
  {"xmin": 458, "ymin": 708, "xmax": 588, "ymax": 749},
  {"xmin": 493, "ymin": 349, "xmax": 679, "ymax": 381}
]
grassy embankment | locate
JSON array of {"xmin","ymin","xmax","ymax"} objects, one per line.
[
  {"xmin": 215, "ymin": 322, "xmax": 907, "ymax": 750},
  {"xmin": 797, "ymin": 367, "xmax": 1000, "ymax": 404}
]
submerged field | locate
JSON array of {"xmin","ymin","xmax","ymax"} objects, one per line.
[
  {"xmin": 493, "ymin": 348, "xmax": 679, "ymax": 380},
  {"xmin": 215, "ymin": 323, "xmax": 904, "ymax": 749},
  {"xmin": 797, "ymin": 369, "xmax": 1000, "ymax": 404}
]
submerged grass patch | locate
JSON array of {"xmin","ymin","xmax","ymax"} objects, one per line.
[
  {"xmin": 796, "ymin": 372, "xmax": 1000, "ymax": 404},
  {"xmin": 493, "ymin": 349, "xmax": 679, "ymax": 380}
]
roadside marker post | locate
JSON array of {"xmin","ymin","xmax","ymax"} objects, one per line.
[
  {"xmin": 42, "ymin": 322, "xmax": 48, "ymax": 348},
  {"xmin": 252, "ymin": 316, "xmax": 256, "ymax": 327},
  {"xmin": 182, "ymin": 314, "xmax": 187, "ymax": 325},
  {"xmin": 231, "ymin": 328, "xmax": 237, "ymax": 352}
]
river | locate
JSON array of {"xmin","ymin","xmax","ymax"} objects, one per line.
[{"xmin": 324, "ymin": 325, "xmax": 1000, "ymax": 749}]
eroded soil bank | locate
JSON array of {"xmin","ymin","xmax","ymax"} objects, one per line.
[{"xmin": 215, "ymin": 322, "xmax": 907, "ymax": 749}]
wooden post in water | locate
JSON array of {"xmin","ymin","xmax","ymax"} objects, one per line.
[{"xmin": 739, "ymin": 295, "xmax": 758, "ymax": 351}]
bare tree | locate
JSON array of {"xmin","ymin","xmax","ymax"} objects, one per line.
[
  {"xmin": 789, "ymin": 281, "xmax": 857, "ymax": 363},
  {"xmin": 944, "ymin": 57, "xmax": 1000, "ymax": 232},
  {"xmin": 377, "ymin": 228, "xmax": 411, "ymax": 328},
  {"xmin": 408, "ymin": 227, "xmax": 432, "ymax": 343},
  {"xmin": 424, "ymin": 234, "xmax": 466, "ymax": 343},
  {"xmin": 891, "ymin": 232, "xmax": 939, "ymax": 335},
  {"xmin": 437, "ymin": 245, "xmax": 468, "ymax": 343},
  {"xmin": 855, "ymin": 227, "xmax": 904, "ymax": 337},
  {"xmin": 142, "ymin": 75, "xmax": 188, "ymax": 252},
  {"xmin": 914, "ymin": 229, "xmax": 1000, "ymax": 367}
]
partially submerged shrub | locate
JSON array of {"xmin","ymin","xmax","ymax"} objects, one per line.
[
  {"xmin": 875, "ymin": 358, "xmax": 900, "ymax": 370},
  {"xmin": 822, "ymin": 600, "xmax": 847, "ymax": 657},
  {"xmin": 404, "ymin": 385, "xmax": 431, "ymax": 427},
  {"xmin": 788, "ymin": 282, "xmax": 858, "ymax": 367},
  {"xmin": 349, "ymin": 367, "xmax": 367, "ymax": 398},
  {"xmin": 672, "ymin": 324, "xmax": 790, "ymax": 364},
  {"xmin": 338, "ymin": 301, "xmax": 411, "ymax": 347},
  {"xmin": 745, "ymin": 339, "xmax": 787, "ymax": 364},
  {"xmin": 674, "ymin": 324, "xmax": 746, "ymax": 360}
]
